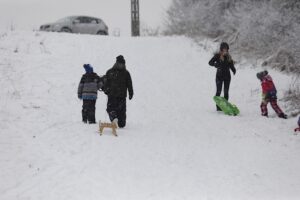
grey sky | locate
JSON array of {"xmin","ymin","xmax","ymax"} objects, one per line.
[{"xmin": 0, "ymin": 0, "xmax": 172, "ymax": 36}]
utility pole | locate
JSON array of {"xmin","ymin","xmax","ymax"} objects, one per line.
[{"xmin": 131, "ymin": 0, "xmax": 140, "ymax": 36}]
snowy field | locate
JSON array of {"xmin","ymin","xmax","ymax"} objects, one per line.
[{"xmin": 0, "ymin": 31, "xmax": 300, "ymax": 200}]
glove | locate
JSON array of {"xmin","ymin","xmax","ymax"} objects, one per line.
[
  {"xmin": 78, "ymin": 94, "xmax": 82, "ymax": 99},
  {"xmin": 233, "ymin": 69, "xmax": 236, "ymax": 75},
  {"xmin": 129, "ymin": 93, "xmax": 133, "ymax": 100}
]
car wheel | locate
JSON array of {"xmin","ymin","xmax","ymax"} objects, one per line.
[
  {"xmin": 97, "ymin": 31, "xmax": 107, "ymax": 35},
  {"xmin": 61, "ymin": 27, "xmax": 72, "ymax": 33}
]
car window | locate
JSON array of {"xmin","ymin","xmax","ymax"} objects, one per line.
[
  {"xmin": 90, "ymin": 18, "xmax": 99, "ymax": 24},
  {"xmin": 96, "ymin": 19, "xmax": 102, "ymax": 24},
  {"xmin": 77, "ymin": 17, "xmax": 92, "ymax": 24},
  {"xmin": 56, "ymin": 17, "xmax": 71, "ymax": 23}
]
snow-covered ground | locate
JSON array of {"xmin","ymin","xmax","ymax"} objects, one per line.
[{"xmin": 0, "ymin": 31, "xmax": 300, "ymax": 200}]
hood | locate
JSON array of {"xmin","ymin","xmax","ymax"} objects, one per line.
[
  {"xmin": 113, "ymin": 62, "xmax": 126, "ymax": 70},
  {"xmin": 257, "ymin": 70, "xmax": 268, "ymax": 81},
  {"xmin": 263, "ymin": 74, "xmax": 272, "ymax": 82}
]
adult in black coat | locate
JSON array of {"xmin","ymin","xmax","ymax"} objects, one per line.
[
  {"xmin": 105, "ymin": 55, "xmax": 134, "ymax": 128},
  {"xmin": 209, "ymin": 42, "xmax": 236, "ymax": 111}
]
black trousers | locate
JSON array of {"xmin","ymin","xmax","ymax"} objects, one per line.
[
  {"xmin": 107, "ymin": 96, "xmax": 127, "ymax": 128},
  {"xmin": 82, "ymin": 100, "xmax": 96, "ymax": 123},
  {"xmin": 216, "ymin": 77, "xmax": 231, "ymax": 110}
]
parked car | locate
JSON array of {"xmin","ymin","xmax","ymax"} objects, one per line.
[{"xmin": 40, "ymin": 16, "xmax": 108, "ymax": 35}]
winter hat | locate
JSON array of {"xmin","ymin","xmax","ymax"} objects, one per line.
[
  {"xmin": 256, "ymin": 70, "xmax": 268, "ymax": 80},
  {"xmin": 83, "ymin": 64, "xmax": 93, "ymax": 73},
  {"xmin": 116, "ymin": 55, "xmax": 126, "ymax": 64},
  {"xmin": 220, "ymin": 42, "xmax": 229, "ymax": 51}
]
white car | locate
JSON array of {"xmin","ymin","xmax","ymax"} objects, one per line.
[{"xmin": 40, "ymin": 16, "xmax": 108, "ymax": 35}]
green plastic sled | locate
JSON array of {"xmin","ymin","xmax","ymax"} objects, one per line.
[{"xmin": 213, "ymin": 96, "xmax": 240, "ymax": 116}]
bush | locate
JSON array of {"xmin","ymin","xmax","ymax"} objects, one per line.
[
  {"xmin": 283, "ymin": 78, "xmax": 300, "ymax": 116},
  {"xmin": 165, "ymin": 0, "xmax": 300, "ymax": 72},
  {"xmin": 140, "ymin": 23, "xmax": 161, "ymax": 37}
]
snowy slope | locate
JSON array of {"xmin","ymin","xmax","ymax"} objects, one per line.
[{"xmin": 0, "ymin": 31, "xmax": 300, "ymax": 200}]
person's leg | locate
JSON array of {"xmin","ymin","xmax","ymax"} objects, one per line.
[
  {"xmin": 270, "ymin": 100, "xmax": 285, "ymax": 117},
  {"xmin": 117, "ymin": 98, "xmax": 127, "ymax": 128},
  {"xmin": 260, "ymin": 99, "xmax": 269, "ymax": 117},
  {"xmin": 87, "ymin": 100, "xmax": 96, "ymax": 123},
  {"xmin": 106, "ymin": 96, "xmax": 118, "ymax": 122},
  {"xmin": 216, "ymin": 77, "xmax": 223, "ymax": 111},
  {"xmin": 215, "ymin": 78, "xmax": 223, "ymax": 97},
  {"xmin": 82, "ymin": 100, "xmax": 88, "ymax": 123},
  {"xmin": 223, "ymin": 79, "xmax": 231, "ymax": 100}
]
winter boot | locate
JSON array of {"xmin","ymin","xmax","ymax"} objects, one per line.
[{"xmin": 278, "ymin": 113, "xmax": 287, "ymax": 119}]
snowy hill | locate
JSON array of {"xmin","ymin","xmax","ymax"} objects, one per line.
[{"xmin": 0, "ymin": 31, "xmax": 300, "ymax": 200}]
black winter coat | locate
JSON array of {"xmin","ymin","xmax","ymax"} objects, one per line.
[
  {"xmin": 209, "ymin": 53, "xmax": 236, "ymax": 80},
  {"xmin": 106, "ymin": 63, "xmax": 133, "ymax": 98}
]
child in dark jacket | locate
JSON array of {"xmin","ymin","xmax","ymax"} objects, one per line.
[
  {"xmin": 78, "ymin": 64, "xmax": 103, "ymax": 124},
  {"xmin": 256, "ymin": 70, "xmax": 287, "ymax": 119}
]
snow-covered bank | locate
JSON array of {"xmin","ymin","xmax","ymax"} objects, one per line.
[{"xmin": 0, "ymin": 31, "xmax": 300, "ymax": 200}]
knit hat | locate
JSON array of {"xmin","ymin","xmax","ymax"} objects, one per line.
[
  {"xmin": 116, "ymin": 55, "xmax": 126, "ymax": 64},
  {"xmin": 256, "ymin": 70, "xmax": 268, "ymax": 80},
  {"xmin": 83, "ymin": 64, "xmax": 93, "ymax": 73},
  {"xmin": 220, "ymin": 42, "xmax": 229, "ymax": 51}
]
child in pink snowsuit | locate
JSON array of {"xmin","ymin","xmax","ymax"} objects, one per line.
[{"xmin": 256, "ymin": 70, "xmax": 287, "ymax": 119}]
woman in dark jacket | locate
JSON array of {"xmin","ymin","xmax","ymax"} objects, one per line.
[{"xmin": 209, "ymin": 42, "xmax": 236, "ymax": 111}]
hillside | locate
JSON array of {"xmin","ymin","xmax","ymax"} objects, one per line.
[{"xmin": 0, "ymin": 31, "xmax": 299, "ymax": 200}]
